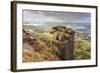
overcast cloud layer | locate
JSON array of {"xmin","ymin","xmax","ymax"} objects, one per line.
[{"xmin": 23, "ymin": 10, "xmax": 91, "ymax": 25}]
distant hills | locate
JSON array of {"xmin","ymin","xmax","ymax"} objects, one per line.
[{"xmin": 23, "ymin": 22, "xmax": 91, "ymax": 40}]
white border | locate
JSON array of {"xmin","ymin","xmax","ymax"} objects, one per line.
[{"xmin": 17, "ymin": 3, "xmax": 96, "ymax": 69}]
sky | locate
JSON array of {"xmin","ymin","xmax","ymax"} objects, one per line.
[{"xmin": 23, "ymin": 10, "xmax": 91, "ymax": 26}]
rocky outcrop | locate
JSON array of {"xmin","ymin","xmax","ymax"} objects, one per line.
[
  {"xmin": 23, "ymin": 26, "xmax": 75, "ymax": 62},
  {"xmin": 50, "ymin": 26, "xmax": 75, "ymax": 60}
]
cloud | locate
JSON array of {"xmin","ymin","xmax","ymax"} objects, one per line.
[{"xmin": 23, "ymin": 10, "xmax": 91, "ymax": 24}]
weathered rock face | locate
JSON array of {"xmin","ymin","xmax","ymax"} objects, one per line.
[{"xmin": 50, "ymin": 26, "xmax": 75, "ymax": 60}]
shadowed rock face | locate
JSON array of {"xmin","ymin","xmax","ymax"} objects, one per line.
[{"xmin": 50, "ymin": 26, "xmax": 75, "ymax": 60}]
